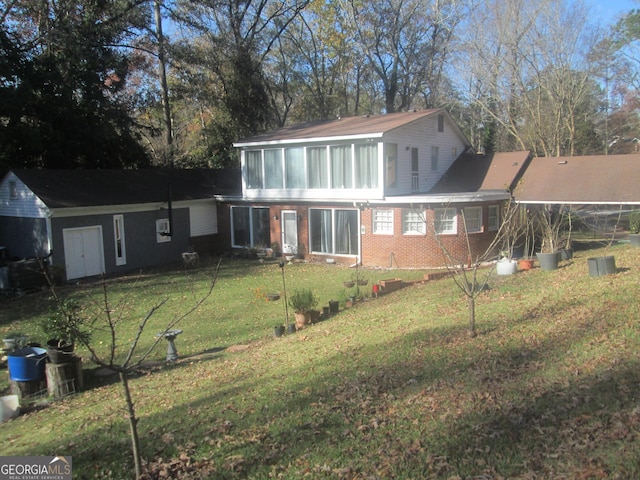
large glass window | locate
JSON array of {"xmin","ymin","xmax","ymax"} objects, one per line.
[
  {"xmin": 285, "ymin": 147, "xmax": 305, "ymax": 188},
  {"xmin": 310, "ymin": 208, "xmax": 358, "ymax": 255},
  {"xmin": 231, "ymin": 206, "xmax": 270, "ymax": 247},
  {"xmin": 434, "ymin": 207, "xmax": 457, "ymax": 234},
  {"xmin": 402, "ymin": 209, "xmax": 426, "ymax": 235},
  {"xmin": 264, "ymin": 149, "xmax": 283, "ymax": 189},
  {"xmin": 245, "ymin": 151, "xmax": 263, "ymax": 189},
  {"xmin": 308, "ymin": 146, "xmax": 328, "ymax": 188},
  {"xmin": 355, "ymin": 144, "xmax": 378, "ymax": 188},
  {"xmin": 463, "ymin": 207, "xmax": 483, "ymax": 233},
  {"xmin": 331, "ymin": 145, "xmax": 352, "ymax": 189}
]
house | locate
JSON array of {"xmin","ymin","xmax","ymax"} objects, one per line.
[
  {"xmin": 0, "ymin": 168, "xmax": 239, "ymax": 283},
  {"xmin": 231, "ymin": 109, "xmax": 531, "ymax": 268}
]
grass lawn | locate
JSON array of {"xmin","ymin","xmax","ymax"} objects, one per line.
[{"xmin": 0, "ymin": 244, "xmax": 639, "ymax": 479}]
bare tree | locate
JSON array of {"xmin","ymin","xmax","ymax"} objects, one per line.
[
  {"xmin": 457, "ymin": 0, "xmax": 606, "ymax": 156},
  {"xmin": 49, "ymin": 260, "xmax": 222, "ymax": 479},
  {"xmin": 431, "ymin": 200, "xmax": 521, "ymax": 337}
]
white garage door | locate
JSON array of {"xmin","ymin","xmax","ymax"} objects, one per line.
[{"xmin": 63, "ymin": 226, "xmax": 105, "ymax": 280}]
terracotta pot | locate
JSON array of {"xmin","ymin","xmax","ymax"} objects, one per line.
[{"xmin": 518, "ymin": 259, "xmax": 534, "ymax": 271}]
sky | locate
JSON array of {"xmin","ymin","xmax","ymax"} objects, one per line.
[{"xmin": 590, "ymin": 0, "xmax": 638, "ymax": 23}]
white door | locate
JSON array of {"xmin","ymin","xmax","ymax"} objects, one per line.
[
  {"xmin": 281, "ymin": 211, "xmax": 298, "ymax": 254},
  {"xmin": 63, "ymin": 226, "xmax": 105, "ymax": 280}
]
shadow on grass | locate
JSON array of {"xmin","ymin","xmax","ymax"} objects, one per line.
[{"xmin": 10, "ymin": 267, "xmax": 640, "ymax": 479}]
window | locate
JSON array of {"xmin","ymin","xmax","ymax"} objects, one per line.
[
  {"xmin": 309, "ymin": 208, "xmax": 358, "ymax": 255},
  {"xmin": 308, "ymin": 146, "xmax": 328, "ymax": 188},
  {"xmin": 331, "ymin": 145, "xmax": 352, "ymax": 189},
  {"xmin": 411, "ymin": 148, "xmax": 419, "ymax": 191},
  {"xmin": 431, "ymin": 146, "xmax": 439, "ymax": 171},
  {"xmin": 156, "ymin": 218, "xmax": 171, "ymax": 243},
  {"xmin": 373, "ymin": 209, "xmax": 394, "ymax": 234},
  {"xmin": 384, "ymin": 144, "xmax": 397, "ymax": 188},
  {"xmin": 402, "ymin": 209, "xmax": 426, "ymax": 235},
  {"xmin": 463, "ymin": 207, "xmax": 483, "ymax": 234},
  {"xmin": 434, "ymin": 207, "xmax": 457, "ymax": 234},
  {"xmin": 113, "ymin": 215, "xmax": 126, "ymax": 265},
  {"xmin": 264, "ymin": 149, "xmax": 283, "ymax": 189},
  {"xmin": 285, "ymin": 147, "xmax": 305, "ymax": 188},
  {"xmin": 488, "ymin": 205, "xmax": 500, "ymax": 231},
  {"xmin": 438, "ymin": 114, "xmax": 445, "ymax": 133},
  {"xmin": 355, "ymin": 143, "xmax": 378, "ymax": 188},
  {"xmin": 9, "ymin": 181, "xmax": 18, "ymax": 200},
  {"xmin": 245, "ymin": 151, "xmax": 263, "ymax": 189},
  {"xmin": 231, "ymin": 206, "xmax": 270, "ymax": 247}
]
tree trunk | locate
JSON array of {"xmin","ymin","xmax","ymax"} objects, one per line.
[
  {"xmin": 120, "ymin": 371, "xmax": 143, "ymax": 479},
  {"xmin": 468, "ymin": 296, "xmax": 477, "ymax": 338},
  {"xmin": 155, "ymin": 0, "xmax": 173, "ymax": 166}
]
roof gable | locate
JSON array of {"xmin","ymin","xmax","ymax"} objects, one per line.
[
  {"xmin": 6, "ymin": 168, "xmax": 241, "ymax": 209},
  {"xmin": 514, "ymin": 154, "xmax": 640, "ymax": 204}
]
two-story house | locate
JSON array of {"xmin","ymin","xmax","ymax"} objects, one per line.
[{"xmin": 231, "ymin": 109, "xmax": 530, "ymax": 268}]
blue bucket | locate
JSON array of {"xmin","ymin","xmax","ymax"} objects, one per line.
[{"xmin": 8, "ymin": 347, "xmax": 47, "ymax": 382}]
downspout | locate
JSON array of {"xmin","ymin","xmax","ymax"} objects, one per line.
[{"xmin": 167, "ymin": 183, "xmax": 173, "ymax": 237}]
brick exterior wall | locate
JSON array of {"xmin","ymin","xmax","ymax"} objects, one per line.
[
  {"xmin": 223, "ymin": 201, "xmax": 503, "ymax": 269},
  {"xmin": 360, "ymin": 203, "xmax": 499, "ymax": 269}
]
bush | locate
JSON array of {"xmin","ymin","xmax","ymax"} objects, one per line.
[{"xmin": 288, "ymin": 289, "xmax": 318, "ymax": 313}]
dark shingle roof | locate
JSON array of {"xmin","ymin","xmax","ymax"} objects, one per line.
[
  {"xmin": 11, "ymin": 168, "xmax": 241, "ymax": 208},
  {"xmin": 514, "ymin": 154, "xmax": 640, "ymax": 204},
  {"xmin": 430, "ymin": 151, "xmax": 531, "ymax": 194}
]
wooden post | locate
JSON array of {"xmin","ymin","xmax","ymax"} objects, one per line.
[{"xmin": 46, "ymin": 356, "xmax": 83, "ymax": 399}]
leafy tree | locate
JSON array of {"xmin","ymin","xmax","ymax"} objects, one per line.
[{"xmin": 0, "ymin": 0, "xmax": 153, "ymax": 170}]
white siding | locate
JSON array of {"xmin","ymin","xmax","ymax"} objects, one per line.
[
  {"xmin": 0, "ymin": 172, "xmax": 49, "ymax": 218},
  {"xmin": 189, "ymin": 202, "xmax": 218, "ymax": 236},
  {"xmin": 384, "ymin": 114, "xmax": 466, "ymax": 195}
]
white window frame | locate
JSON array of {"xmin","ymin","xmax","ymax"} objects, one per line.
[
  {"xmin": 434, "ymin": 207, "xmax": 457, "ymax": 235},
  {"xmin": 488, "ymin": 205, "xmax": 500, "ymax": 231},
  {"xmin": 402, "ymin": 209, "xmax": 426, "ymax": 235},
  {"xmin": 373, "ymin": 209, "xmax": 394, "ymax": 235},
  {"xmin": 156, "ymin": 218, "xmax": 171, "ymax": 243},
  {"xmin": 463, "ymin": 207, "xmax": 483, "ymax": 234},
  {"xmin": 113, "ymin": 215, "xmax": 126, "ymax": 266}
]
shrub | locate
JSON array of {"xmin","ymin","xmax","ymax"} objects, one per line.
[{"xmin": 288, "ymin": 289, "xmax": 318, "ymax": 313}]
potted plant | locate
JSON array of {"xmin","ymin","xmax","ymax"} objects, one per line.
[
  {"xmin": 560, "ymin": 208, "xmax": 574, "ymax": 260},
  {"xmin": 41, "ymin": 298, "xmax": 91, "ymax": 363},
  {"xmin": 288, "ymin": 289, "xmax": 318, "ymax": 329},
  {"xmin": 534, "ymin": 208, "xmax": 563, "ymax": 271},
  {"xmin": 2, "ymin": 332, "xmax": 28, "ymax": 352},
  {"xmin": 496, "ymin": 201, "xmax": 524, "ymax": 275},
  {"xmin": 629, "ymin": 210, "xmax": 640, "ymax": 247}
]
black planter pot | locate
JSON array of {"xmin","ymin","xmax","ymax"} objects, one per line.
[
  {"xmin": 274, "ymin": 325, "xmax": 285, "ymax": 337},
  {"xmin": 536, "ymin": 252, "xmax": 560, "ymax": 271},
  {"xmin": 287, "ymin": 324, "xmax": 297, "ymax": 334},
  {"xmin": 560, "ymin": 248, "xmax": 573, "ymax": 261},
  {"xmin": 46, "ymin": 339, "xmax": 75, "ymax": 364},
  {"xmin": 588, "ymin": 256, "xmax": 616, "ymax": 277}
]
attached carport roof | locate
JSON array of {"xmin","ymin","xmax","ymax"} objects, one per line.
[{"xmin": 514, "ymin": 154, "xmax": 640, "ymax": 205}]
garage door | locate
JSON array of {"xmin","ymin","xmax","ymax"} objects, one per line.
[{"xmin": 63, "ymin": 226, "xmax": 105, "ymax": 280}]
